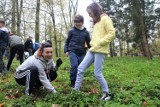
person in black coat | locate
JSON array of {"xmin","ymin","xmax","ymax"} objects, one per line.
[
  {"xmin": 24, "ymin": 36, "xmax": 33, "ymax": 56},
  {"xmin": 0, "ymin": 20, "xmax": 9, "ymax": 74}
]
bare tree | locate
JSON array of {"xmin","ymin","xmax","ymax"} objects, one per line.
[
  {"xmin": 68, "ymin": 0, "xmax": 78, "ymax": 27},
  {"xmin": 16, "ymin": 0, "xmax": 23, "ymax": 36},
  {"xmin": 11, "ymin": 0, "xmax": 16, "ymax": 33},
  {"xmin": 44, "ymin": 0, "xmax": 58, "ymax": 57},
  {"xmin": 0, "ymin": 0, "xmax": 7, "ymax": 18},
  {"xmin": 35, "ymin": 0, "xmax": 40, "ymax": 42},
  {"xmin": 59, "ymin": 0, "xmax": 69, "ymax": 31}
]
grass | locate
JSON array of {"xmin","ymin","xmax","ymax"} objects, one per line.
[{"xmin": 0, "ymin": 57, "xmax": 160, "ymax": 107}]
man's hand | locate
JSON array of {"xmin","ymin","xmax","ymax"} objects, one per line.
[{"xmin": 56, "ymin": 58, "xmax": 63, "ymax": 67}]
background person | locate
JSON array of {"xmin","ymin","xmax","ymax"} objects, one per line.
[
  {"xmin": 7, "ymin": 32, "xmax": 24, "ymax": 71},
  {"xmin": 24, "ymin": 36, "xmax": 33, "ymax": 56},
  {"xmin": 0, "ymin": 20, "xmax": 9, "ymax": 74},
  {"xmin": 33, "ymin": 42, "xmax": 40, "ymax": 54}
]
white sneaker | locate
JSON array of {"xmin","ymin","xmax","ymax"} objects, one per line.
[{"xmin": 100, "ymin": 92, "xmax": 112, "ymax": 101}]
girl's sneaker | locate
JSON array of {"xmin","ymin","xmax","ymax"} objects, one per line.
[{"xmin": 100, "ymin": 92, "xmax": 113, "ymax": 101}]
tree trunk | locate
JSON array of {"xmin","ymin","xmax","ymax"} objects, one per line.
[
  {"xmin": 126, "ymin": 41, "xmax": 129, "ymax": 56},
  {"xmin": 22, "ymin": 10, "xmax": 26, "ymax": 38},
  {"xmin": 140, "ymin": 22, "xmax": 152, "ymax": 59},
  {"xmin": 139, "ymin": 5, "xmax": 152, "ymax": 60},
  {"xmin": 11, "ymin": 0, "xmax": 16, "ymax": 33},
  {"xmin": 119, "ymin": 38, "xmax": 123, "ymax": 56},
  {"xmin": 59, "ymin": 18, "xmax": 63, "ymax": 57},
  {"xmin": 44, "ymin": 14, "xmax": 47, "ymax": 41},
  {"xmin": 59, "ymin": 0, "xmax": 68, "ymax": 31},
  {"xmin": 68, "ymin": 0, "xmax": 78, "ymax": 27},
  {"xmin": 59, "ymin": 34, "xmax": 62, "ymax": 57},
  {"xmin": 16, "ymin": 0, "xmax": 23, "ymax": 36},
  {"xmin": 35, "ymin": 0, "xmax": 40, "ymax": 42},
  {"xmin": 109, "ymin": 42, "xmax": 113, "ymax": 57},
  {"xmin": 51, "ymin": 10, "xmax": 58, "ymax": 57}
]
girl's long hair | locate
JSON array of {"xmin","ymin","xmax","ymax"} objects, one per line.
[{"xmin": 87, "ymin": 2, "xmax": 103, "ymax": 24}]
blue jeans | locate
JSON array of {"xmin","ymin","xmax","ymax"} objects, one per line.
[
  {"xmin": 74, "ymin": 51, "xmax": 109, "ymax": 93},
  {"xmin": 69, "ymin": 51, "xmax": 85, "ymax": 83}
]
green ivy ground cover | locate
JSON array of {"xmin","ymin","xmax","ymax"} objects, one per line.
[{"xmin": 0, "ymin": 57, "xmax": 160, "ymax": 107}]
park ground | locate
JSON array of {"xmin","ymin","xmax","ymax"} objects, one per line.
[{"xmin": 0, "ymin": 57, "xmax": 160, "ymax": 107}]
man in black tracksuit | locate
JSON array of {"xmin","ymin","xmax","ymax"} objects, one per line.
[{"xmin": 64, "ymin": 15, "xmax": 91, "ymax": 87}]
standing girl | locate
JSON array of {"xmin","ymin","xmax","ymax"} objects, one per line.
[{"xmin": 74, "ymin": 2, "xmax": 115, "ymax": 100}]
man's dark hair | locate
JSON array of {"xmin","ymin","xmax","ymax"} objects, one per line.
[
  {"xmin": 74, "ymin": 15, "xmax": 84, "ymax": 23},
  {"xmin": 40, "ymin": 42, "xmax": 52, "ymax": 51},
  {"xmin": 47, "ymin": 40, "xmax": 52, "ymax": 45}
]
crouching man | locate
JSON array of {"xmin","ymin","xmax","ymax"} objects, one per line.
[{"xmin": 15, "ymin": 42, "xmax": 62, "ymax": 95}]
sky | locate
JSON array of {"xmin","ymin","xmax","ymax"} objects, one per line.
[{"xmin": 77, "ymin": 0, "xmax": 93, "ymax": 31}]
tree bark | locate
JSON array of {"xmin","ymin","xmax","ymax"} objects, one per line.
[
  {"xmin": 50, "ymin": 4, "xmax": 58, "ymax": 57},
  {"xmin": 140, "ymin": 16, "xmax": 152, "ymax": 59},
  {"xmin": 68, "ymin": 0, "xmax": 78, "ymax": 27},
  {"xmin": 59, "ymin": 0, "xmax": 68, "ymax": 31},
  {"xmin": 11, "ymin": 0, "xmax": 16, "ymax": 33},
  {"xmin": 126, "ymin": 41, "xmax": 129, "ymax": 56},
  {"xmin": 109, "ymin": 42, "xmax": 113, "ymax": 57},
  {"xmin": 16, "ymin": 0, "xmax": 23, "ymax": 36},
  {"xmin": 119, "ymin": 38, "xmax": 123, "ymax": 56},
  {"xmin": 35, "ymin": 0, "xmax": 40, "ymax": 42}
]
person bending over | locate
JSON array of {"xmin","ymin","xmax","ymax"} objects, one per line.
[{"xmin": 15, "ymin": 42, "xmax": 62, "ymax": 95}]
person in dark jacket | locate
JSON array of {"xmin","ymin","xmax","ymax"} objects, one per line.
[
  {"xmin": 24, "ymin": 36, "xmax": 33, "ymax": 56},
  {"xmin": 0, "ymin": 20, "xmax": 9, "ymax": 74},
  {"xmin": 33, "ymin": 42, "xmax": 40, "ymax": 54},
  {"xmin": 7, "ymin": 33, "xmax": 24, "ymax": 70},
  {"xmin": 64, "ymin": 15, "xmax": 91, "ymax": 87}
]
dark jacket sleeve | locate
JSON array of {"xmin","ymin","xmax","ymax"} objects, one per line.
[
  {"xmin": 0, "ymin": 30, "xmax": 9, "ymax": 47},
  {"xmin": 24, "ymin": 39, "xmax": 29, "ymax": 50},
  {"xmin": 24, "ymin": 39, "xmax": 33, "ymax": 50},
  {"xmin": 85, "ymin": 31, "xmax": 91, "ymax": 48},
  {"xmin": 64, "ymin": 30, "xmax": 72, "ymax": 53}
]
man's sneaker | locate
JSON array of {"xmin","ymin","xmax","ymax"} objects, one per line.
[{"xmin": 100, "ymin": 92, "xmax": 112, "ymax": 101}]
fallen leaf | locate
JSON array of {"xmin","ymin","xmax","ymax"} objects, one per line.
[
  {"xmin": 131, "ymin": 80, "xmax": 137, "ymax": 83},
  {"xmin": 88, "ymin": 89, "xmax": 99, "ymax": 94},
  {"xmin": 142, "ymin": 101, "xmax": 148, "ymax": 107},
  {"xmin": 5, "ymin": 96, "xmax": 9, "ymax": 99},
  {"xmin": 0, "ymin": 103, "xmax": 4, "ymax": 107},
  {"xmin": 52, "ymin": 104, "xmax": 59, "ymax": 107}
]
